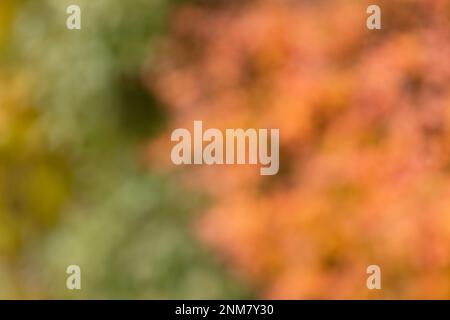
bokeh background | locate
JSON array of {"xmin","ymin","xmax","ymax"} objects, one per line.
[{"xmin": 0, "ymin": 0, "xmax": 449, "ymax": 299}]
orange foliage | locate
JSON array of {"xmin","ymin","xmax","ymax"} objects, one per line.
[{"xmin": 146, "ymin": 0, "xmax": 450, "ymax": 298}]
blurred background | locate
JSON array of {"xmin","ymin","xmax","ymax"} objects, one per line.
[{"xmin": 0, "ymin": 0, "xmax": 449, "ymax": 299}]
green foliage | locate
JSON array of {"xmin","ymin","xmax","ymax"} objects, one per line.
[{"xmin": 0, "ymin": 0, "xmax": 250, "ymax": 298}]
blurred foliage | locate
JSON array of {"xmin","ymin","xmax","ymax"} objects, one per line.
[
  {"xmin": 3, "ymin": 0, "xmax": 449, "ymax": 300},
  {"xmin": 0, "ymin": 0, "xmax": 250, "ymax": 298},
  {"xmin": 148, "ymin": 0, "xmax": 450, "ymax": 298}
]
